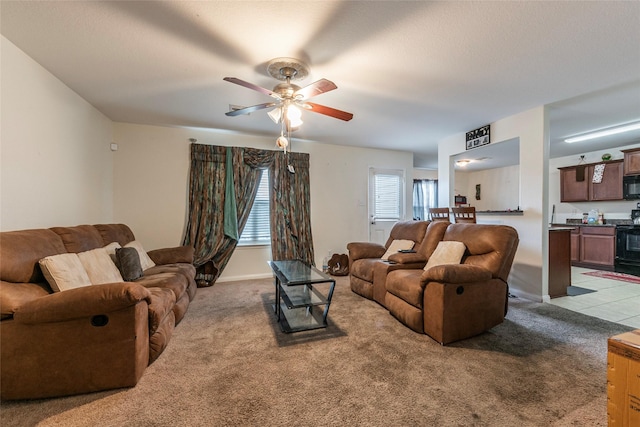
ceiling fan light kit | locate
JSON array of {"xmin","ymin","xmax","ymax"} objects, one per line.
[{"xmin": 224, "ymin": 57, "xmax": 353, "ymax": 152}]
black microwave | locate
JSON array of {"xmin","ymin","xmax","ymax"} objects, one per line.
[{"xmin": 623, "ymin": 175, "xmax": 640, "ymax": 199}]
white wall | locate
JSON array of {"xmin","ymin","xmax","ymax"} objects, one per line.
[
  {"xmin": 549, "ymin": 143, "xmax": 640, "ymax": 224},
  {"xmin": 456, "ymin": 165, "xmax": 520, "ymax": 211},
  {"xmin": 438, "ymin": 107, "xmax": 548, "ymax": 301},
  {"xmin": 413, "ymin": 169, "xmax": 438, "ymax": 180},
  {"xmin": 1, "ymin": 36, "xmax": 114, "ymax": 231},
  {"xmin": 112, "ymin": 123, "xmax": 414, "ymax": 281}
]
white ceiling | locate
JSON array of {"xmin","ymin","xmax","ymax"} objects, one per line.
[{"xmin": 2, "ymin": 1, "xmax": 639, "ymax": 170}]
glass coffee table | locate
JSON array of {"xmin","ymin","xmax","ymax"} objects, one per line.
[{"xmin": 268, "ymin": 260, "xmax": 336, "ymax": 333}]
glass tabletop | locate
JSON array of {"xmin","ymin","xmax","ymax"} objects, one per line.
[{"xmin": 268, "ymin": 260, "xmax": 332, "ymax": 285}]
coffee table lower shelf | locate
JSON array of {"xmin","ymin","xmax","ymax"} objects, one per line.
[{"xmin": 273, "ymin": 303, "xmax": 328, "ymax": 333}]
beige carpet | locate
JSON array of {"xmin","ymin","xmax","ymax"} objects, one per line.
[{"xmin": 1, "ymin": 276, "xmax": 633, "ymax": 426}]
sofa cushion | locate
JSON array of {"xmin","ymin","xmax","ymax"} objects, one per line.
[
  {"xmin": 381, "ymin": 239, "xmax": 415, "ymax": 260},
  {"xmin": 424, "ymin": 241, "xmax": 466, "ymax": 270},
  {"xmin": 384, "ymin": 220, "xmax": 429, "ymax": 248},
  {"xmin": 116, "ymin": 247, "xmax": 144, "ymax": 282},
  {"xmin": 146, "ymin": 287, "xmax": 176, "ymax": 335},
  {"xmin": 136, "ymin": 272, "xmax": 188, "ymax": 302},
  {"xmin": 77, "ymin": 248, "xmax": 123, "ymax": 285},
  {"xmin": 50, "ymin": 225, "xmax": 105, "ymax": 253},
  {"xmin": 94, "ymin": 223, "xmax": 136, "ymax": 247},
  {"xmin": 350, "ymin": 258, "xmax": 382, "ymax": 282},
  {"xmin": 125, "ymin": 241, "xmax": 156, "ymax": 271},
  {"xmin": 39, "ymin": 253, "xmax": 92, "ymax": 292},
  {"xmin": 0, "ymin": 229, "xmax": 67, "ymax": 283},
  {"xmin": 385, "ymin": 269, "xmax": 425, "ymax": 309}
]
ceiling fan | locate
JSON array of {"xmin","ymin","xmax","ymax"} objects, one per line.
[{"xmin": 223, "ymin": 57, "xmax": 354, "ymax": 129}]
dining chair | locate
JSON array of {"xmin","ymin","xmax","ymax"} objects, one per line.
[
  {"xmin": 452, "ymin": 206, "xmax": 477, "ymax": 223},
  {"xmin": 428, "ymin": 207, "xmax": 451, "ymax": 222}
]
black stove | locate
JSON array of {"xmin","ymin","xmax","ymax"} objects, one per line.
[{"xmin": 615, "ymin": 220, "xmax": 640, "ymax": 275}]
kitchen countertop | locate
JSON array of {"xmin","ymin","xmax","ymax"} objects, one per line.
[
  {"xmin": 565, "ymin": 219, "xmax": 632, "ymax": 226},
  {"xmin": 550, "ymin": 221, "xmax": 631, "ymax": 228},
  {"xmin": 476, "ymin": 210, "xmax": 523, "ymax": 215}
]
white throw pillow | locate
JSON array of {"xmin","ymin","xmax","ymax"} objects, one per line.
[
  {"xmin": 125, "ymin": 240, "xmax": 156, "ymax": 271},
  {"xmin": 381, "ymin": 239, "xmax": 415, "ymax": 260},
  {"xmin": 39, "ymin": 253, "xmax": 92, "ymax": 292},
  {"xmin": 424, "ymin": 241, "xmax": 466, "ymax": 270},
  {"xmin": 78, "ymin": 247, "xmax": 124, "ymax": 285},
  {"xmin": 103, "ymin": 241, "xmax": 122, "ymax": 264}
]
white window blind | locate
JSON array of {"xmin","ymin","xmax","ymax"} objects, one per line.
[
  {"xmin": 371, "ymin": 169, "xmax": 404, "ymax": 221},
  {"xmin": 239, "ymin": 169, "xmax": 271, "ymax": 246}
]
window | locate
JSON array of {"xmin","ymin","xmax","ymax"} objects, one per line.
[
  {"xmin": 239, "ymin": 169, "xmax": 270, "ymax": 246},
  {"xmin": 413, "ymin": 179, "xmax": 438, "ymax": 220},
  {"xmin": 370, "ymin": 168, "xmax": 404, "ymax": 221}
]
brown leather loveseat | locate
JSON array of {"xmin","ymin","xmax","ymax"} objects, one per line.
[
  {"xmin": 347, "ymin": 221, "xmax": 449, "ymax": 307},
  {"xmin": 0, "ymin": 224, "xmax": 196, "ymax": 400},
  {"xmin": 349, "ymin": 222, "xmax": 519, "ymax": 344}
]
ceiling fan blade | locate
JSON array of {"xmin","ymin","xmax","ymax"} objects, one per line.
[
  {"xmin": 223, "ymin": 77, "xmax": 281, "ymax": 99},
  {"xmin": 225, "ymin": 102, "xmax": 277, "ymax": 116},
  {"xmin": 305, "ymin": 102, "xmax": 353, "ymax": 121},
  {"xmin": 294, "ymin": 79, "xmax": 337, "ymax": 99}
]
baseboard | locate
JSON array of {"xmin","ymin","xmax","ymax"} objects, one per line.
[
  {"xmin": 509, "ymin": 289, "xmax": 543, "ymax": 303},
  {"xmin": 217, "ymin": 273, "xmax": 273, "ymax": 283}
]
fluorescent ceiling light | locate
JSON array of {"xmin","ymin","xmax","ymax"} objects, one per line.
[{"xmin": 565, "ymin": 122, "xmax": 640, "ymax": 143}]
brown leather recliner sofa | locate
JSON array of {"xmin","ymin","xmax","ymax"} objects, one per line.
[
  {"xmin": 347, "ymin": 221, "xmax": 449, "ymax": 307},
  {"xmin": 348, "ymin": 222, "xmax": 519, "ymax": 344},
  {"xmin": 0, "ymin": 224, "xmax": 197, "ymax": 400}
]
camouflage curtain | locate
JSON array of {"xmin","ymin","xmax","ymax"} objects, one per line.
[
  {"xmin": 182, "ymin": 144, "xmax": 314, "ymax": 285},
  {"xmin": 270, "ymin": 151, "xmax": 314, "ymax": 265},
  {"xmin": 183, "ymin": 144, "xmax": 270, "ymax": 285}
]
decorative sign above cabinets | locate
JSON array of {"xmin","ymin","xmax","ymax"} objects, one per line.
[{"xmin": 466, "ymin": 124, "xmax": 490, "ymax": 150}]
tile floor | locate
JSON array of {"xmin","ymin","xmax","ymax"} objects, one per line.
[{"xmin": 548, "ymin": 266, "xmax": 640, "ymax": 328}]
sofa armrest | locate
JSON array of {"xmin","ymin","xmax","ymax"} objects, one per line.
[
  {"xmin": 347, "ymin": 242, "xmax": 386, "ymax": 261},
  {"xmin": 422, "ymin": 264, "xmax": 492, "ymax": 284},
  {"xmin": 147, "ymin": 246, "xmax": 194, "ymax": 265},
  {"xmin": 1, "ymin": 281, "xmax": 51, "ymax": 319},
  {"xmin": 387, "ymin": 252, "xmax": 427, "ymax": 265},
  {"xmin": 13, "ymin": 282, "xmax": 151, "ymax": 324}
]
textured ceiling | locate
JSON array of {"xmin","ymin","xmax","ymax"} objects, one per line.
[{"xmin": 1, "ymin": 1, "xmax": 639, "ymax": 170}]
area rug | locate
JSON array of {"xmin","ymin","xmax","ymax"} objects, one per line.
[
  {"xmin": 567, "ymin": 285, "xmax": 597, "ymax": 296},
  {"xmin": 1, "ymin": 277, "xmax": 633, "ymax": 427},
  {"xmin": 583, "ymin": 270, "xmax": 640, "ymax": 284}
]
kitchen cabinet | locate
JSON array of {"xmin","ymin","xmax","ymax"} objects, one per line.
[
  {"xmin": 559, "ymin": 159, "xmax": 623, "ymax": 202},
  {"xmin": 560, "ymin": 167, "xmax": 589, "ymax": 202},
  {"xmin": 590, "ymin": 160, "xmax": 623, "ymax": 200},
  {"xmin": 549, "ymin": 228, "xmax": 572, "ymax": 298},
  {"xmin": 571, "ymin": 225, "xmax": 616, "ymax": 270},
  {"xmin": 623, "ymin": 147, "xmax": 640, "ymax": 175},
  {"xmin": 570, "ymin": 227, "xmax": 580, "ymax": 262}
]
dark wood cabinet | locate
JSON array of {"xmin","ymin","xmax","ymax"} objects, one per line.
[
  {"xmin": 570, "ymin": 228, "xmax": 580, "ymax": 262},
  {"xmin": 622, "ymin": 147, "xmax": 640, "ymax": 176},
  {"xmin": 589, "ymin": 161, "xmax": 623, "ymax": 200},
  {"xmin": 560, "ymin": 167, "xmax": 589, "ymax": 202},
  {"xmin": 571, "ymin": 226, "xmax": 616, "ymax": 270},
  {"xmin": 549, "ymin": 228, "xmax": 572, "ymax": 298},
  {"xmin": 559, "ymin": 159, "xmax": 623, "ymax": 202}
]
